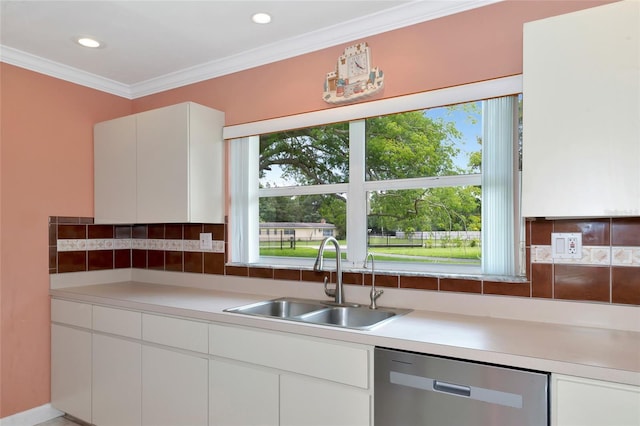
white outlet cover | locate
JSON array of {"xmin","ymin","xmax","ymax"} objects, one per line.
[{"xmin": 551, "ymin": 232, "xmax": 582, "ymax": 259}]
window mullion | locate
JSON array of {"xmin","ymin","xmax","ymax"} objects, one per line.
[
  {"xmin": 258, "ymin": 183, "xmax": 348, "ymax": 198},
  {"xmin": 363, "ymin": 174, "xmax": 481, "ymax": 192}
]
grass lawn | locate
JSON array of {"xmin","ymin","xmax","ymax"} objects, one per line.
[{"xmin": 260, "ymin": 242, "xmax": 480, "ymax": 263}]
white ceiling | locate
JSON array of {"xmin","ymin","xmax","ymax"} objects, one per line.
[{"xmin": 0, "ymin": 1, "xmax": 498, "ymax": 98}]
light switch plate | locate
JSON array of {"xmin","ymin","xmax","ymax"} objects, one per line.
[
  {"xmin": 199, "ymin": 232, "xmax": 213, "ymax": 250},
  {"xmin": 551, "ymin": 232, "xmax": 582, "ymax": 259}
]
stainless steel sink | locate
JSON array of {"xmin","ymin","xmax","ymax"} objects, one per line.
[
  {"xmin": 224, "ymin": 297, "xmax": 411, "ymax": 330},
  {"xmin": 225, "ymin": 298, "xmax": 325, "ymax": 318},
  {"xmin": 298, "ymin": 306, "xmax": 398, "ymax": 329}
]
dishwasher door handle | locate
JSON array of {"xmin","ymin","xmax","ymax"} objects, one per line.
[
  {"xmin": 433, "ymin": 380, "xmax": 471, "ymax": 397},
  {"xmin": 389, "ymin": 371, "xmax": 524, "ymax": 408}
]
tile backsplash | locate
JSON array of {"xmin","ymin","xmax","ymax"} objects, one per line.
[
  {"xmin": 527, "ymin": 218, "xmax": 640, "ymax": 306},
  {"xmin": 49, "ymin": 216, "xmax": 640, "ymax": 306},
  {"xmin": 49, "ymin": 217, "xmax": 226, "ymax": 275}
]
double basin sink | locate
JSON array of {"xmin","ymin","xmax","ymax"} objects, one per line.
[{"xmin": 224, "ymin": 297, "xmax": 411, "ymax": 330}]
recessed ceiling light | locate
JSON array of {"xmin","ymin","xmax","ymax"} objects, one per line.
[
  {"xmin": 251, "ymin": 12, "xmax": 271, "ymax": 24},
  {"xmin": 76, "ymin": 37, "xmax": 102, "ymax": 48}
]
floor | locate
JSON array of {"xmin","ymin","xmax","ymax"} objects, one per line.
[{"xmin": 35, "ymin": 415, "xmax": 86, "ymax": 426}]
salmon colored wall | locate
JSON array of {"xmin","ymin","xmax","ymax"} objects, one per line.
[
  {"xmin": 132, "ymin": 0, "xmax": 611, "ymax": 123},
  {"xmin": 0, "ymin": 0, "xmax": 612, "ymax": 419},
  {"xmin": 0, "ymin": 63, "xmax": 131, "ymax": 417}
]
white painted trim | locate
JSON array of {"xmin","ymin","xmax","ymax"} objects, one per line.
[
  {"xmin": 224, "ymin": 75, "xmax": 523, "ymax": 139},
  {"xmin": 0, "ymin": 404, "xmax": 63, "ymax": 426},
  {"xmin": 0, "ymin": 1, "xmax": 501, "ymax": 99},
  {"xmin": 0, "ymin": 45, "xmax": 131, "ymax": 98}
]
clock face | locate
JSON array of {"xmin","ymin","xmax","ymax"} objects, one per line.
[{"xmin": 347, "ymin": 52, "xmax": 369, "ymax": 78}]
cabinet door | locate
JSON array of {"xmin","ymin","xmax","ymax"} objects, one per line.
[
  {"xmin": 93, "ymin": 334, "xmax": 142, "ymax": 426},
  {"xmin": 553, "ymin": 374, "xmax": 640, "ymax": 426},
  {"xmin": 522, "ymin": 1, "xmax": 640, "ymax": 217},
  {"xmin": 280, "ymin": 374, "xmax": 370, "ymax": 426},
  {"xmin": 51, "ymin": 324, "xmax": 92, "ymax": 423},
  {"xmin": 94, "ymin": 115, "xmax": 137, "ymax": 224},
  {"xmin": 136, "ymin": 103, "xmax": 190, "ymax": 223},
  {"xmin": 186, "ymin": 102, "xmax": 225, "ymax": 223},
  {"xmin": 142, "ymin": 345, "xmax": 208, "ymax": 426},
  {"xmin": 209, "ymin": 358, "xmax": 279, "ymax": 426}
]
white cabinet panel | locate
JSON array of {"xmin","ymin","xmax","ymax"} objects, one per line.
[
  {"xmin": 552, "ymin": 374, "xmax": 640, "ymax": 426},
  {"xmin": 51, "ymin": 299, "xmax": 92, "ymax": 328},
  {"xmin": 136, "ymin": 103, "xmax": 189, "ymax": 223},
  {"xmin": 142, "ymin": 345, "xmax": 208, "ymax": 426},
  {"xmin": 51, "ymin": 324, "xmax": 92, "ymax": 423},
  {"xmin": 142, "ymin": 313, "xmax": 208, "ymax": 353},
  {"xmin": 93, "ymin": 334, "xmax": 142, "ymax": 426},
  {"xmin": 522, "ymin": 0, "xmax": 640, "ymax": 217},
  {"xmin": 209, "ymin": 324, "xmax": 370, "ymax": 388},
  {"xmin": 94, "ymin": 114, "xmax": 137, "ymax": 223},
  {"xmin": 93, "ymin": 305, "xmax": 141, "ymax": 339},
  {"xmin": 93, "ymin": 102, "xmax": 225, "ymax": 224},
  {"xmin": 280, "ymin": 374, "xmax": 370, "ymax": 426},
  {"xmin": 209, "ymin": 358, "xmax": 279, "ymax": 426}
]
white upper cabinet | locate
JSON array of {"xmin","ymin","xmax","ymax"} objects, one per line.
[
  {"xmin": 94, "ymin": 102, "xmax": 225, "ymax": 224},
  {"xmin": 522, "ymin": 0, "xmax": 640, "ymax": 217}
]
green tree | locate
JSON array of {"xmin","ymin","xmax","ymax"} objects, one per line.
[{"xmin": 259, "ymin": 106, "xmax": 481, "ymax": 238}]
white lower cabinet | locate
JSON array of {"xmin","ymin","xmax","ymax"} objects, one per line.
[
  {"xmin": 210, "ymin": 358, "xmax": 279, "ymax": 426},
  {"xmin": 92, "ymin": 334, "xmax": 142, "ymax": 426},
  {"xmin": 552, "ymin": 374, "xmax": 640, "ymax": 426},
  {"xmin": 208, "ymin": 323, "xmax": 373, "ymax": 426},
  {"xmin": 51, "ymin": 324, "xmax": 92, "ymax": 423},
  {"xmin": 142, "ymin": 345, "xmax": 208, "ymax": 426},
  {"xmin": 280, "ymin": 374, "xmax": 370, "ymax": 426},
  {"xmin": 52, "ymin": 300, "xmax": 373, "ymax": 426}
]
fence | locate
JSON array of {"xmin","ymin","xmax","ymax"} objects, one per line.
[{"xmin": 369, "ymin": 231, "xmax": 481, "ymax": 248}]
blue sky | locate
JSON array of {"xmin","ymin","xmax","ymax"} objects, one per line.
[{"xmin": 423, "ymin": 101, "xmax": 482, "ymax": 171}]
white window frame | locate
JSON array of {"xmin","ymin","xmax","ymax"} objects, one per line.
[{"xmin": 227, "ymin": 76, "xmax": 523, "ymax": 276}]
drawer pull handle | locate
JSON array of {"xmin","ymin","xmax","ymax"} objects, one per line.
[{"xmin": 433, "ymin": 380, "xmax": 471, "ymax": 397}]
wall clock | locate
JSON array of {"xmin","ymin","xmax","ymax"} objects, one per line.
[
  {"xmin": 323, "ymin": 42, "xmax": 384, "ymax": 105},
  {"xmin": 347, "ymin": 51, "xmax": 369, "ymax": 79}
]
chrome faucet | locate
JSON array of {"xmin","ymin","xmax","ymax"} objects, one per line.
[
  {"xmin": 363, "ymin": 252, "xmax": 383, "ymax": 310},
  {"xmin": 313, "ymin": 237, "xmax": 344, "ymax": 305}
]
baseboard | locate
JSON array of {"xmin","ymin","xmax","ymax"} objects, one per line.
[{"xmin": 0, "ymin": 404, "xmax": 64, "ymax": 426}]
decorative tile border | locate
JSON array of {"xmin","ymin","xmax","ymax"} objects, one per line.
[
  {"xmin": 531, "ymin": 245, "xmax": 640, "ymax": 266},
  {"xmin": 612, "ymin": 247, "xmax": 640, "ymax": 266},
  {"xmin": 58, "ymin": 238, "xmax": 224, "ymax": 253}
]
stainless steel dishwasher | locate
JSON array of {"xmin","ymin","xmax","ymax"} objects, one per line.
[{"xmin": 375, "ymin": 347, "xmax": 549, "ymax": 426}]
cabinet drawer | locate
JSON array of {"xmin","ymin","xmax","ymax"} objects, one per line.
[
  {"xmin": 51, "ymin": 299, "xmax": 92, "ymax": 328},
  {"xmin": 142, "ymin": 313, "xmax": 208, "ymax": 353},
  {"xmin": 209, "ymin": 324, "xmax": 370, "ymax": 389},
  {"xmin": 93, "ymin": 305, "xmax": 142, "ymax": 339}
]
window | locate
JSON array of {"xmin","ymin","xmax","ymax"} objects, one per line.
[{"xmin": 227, "ymin": 77, "xmax": 522, "ymax": 276}]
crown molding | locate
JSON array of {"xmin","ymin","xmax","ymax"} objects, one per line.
[
  {"xmin": 0, "ymin": 45, "xmax": 132, "ymax": 98},
  {"xmin": 1, "ymin": 0, "xmax": 500, "ymax": 100}
]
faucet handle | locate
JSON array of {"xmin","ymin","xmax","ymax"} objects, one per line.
[
  {"xmin": 371, "ymin": 288, "xmax": 383, "ymax": 299},
  {"xmin": 323, "ymin": 276, "xmax": 336, "ymax": 298},
  {"xmin": 369, "ymin": 288, "xmax": 383, "ymax": 310}
]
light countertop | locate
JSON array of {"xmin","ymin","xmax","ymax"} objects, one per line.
[{"xmin": 50, "ymin": 278, "xmax": 640, "ymax": 387}]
